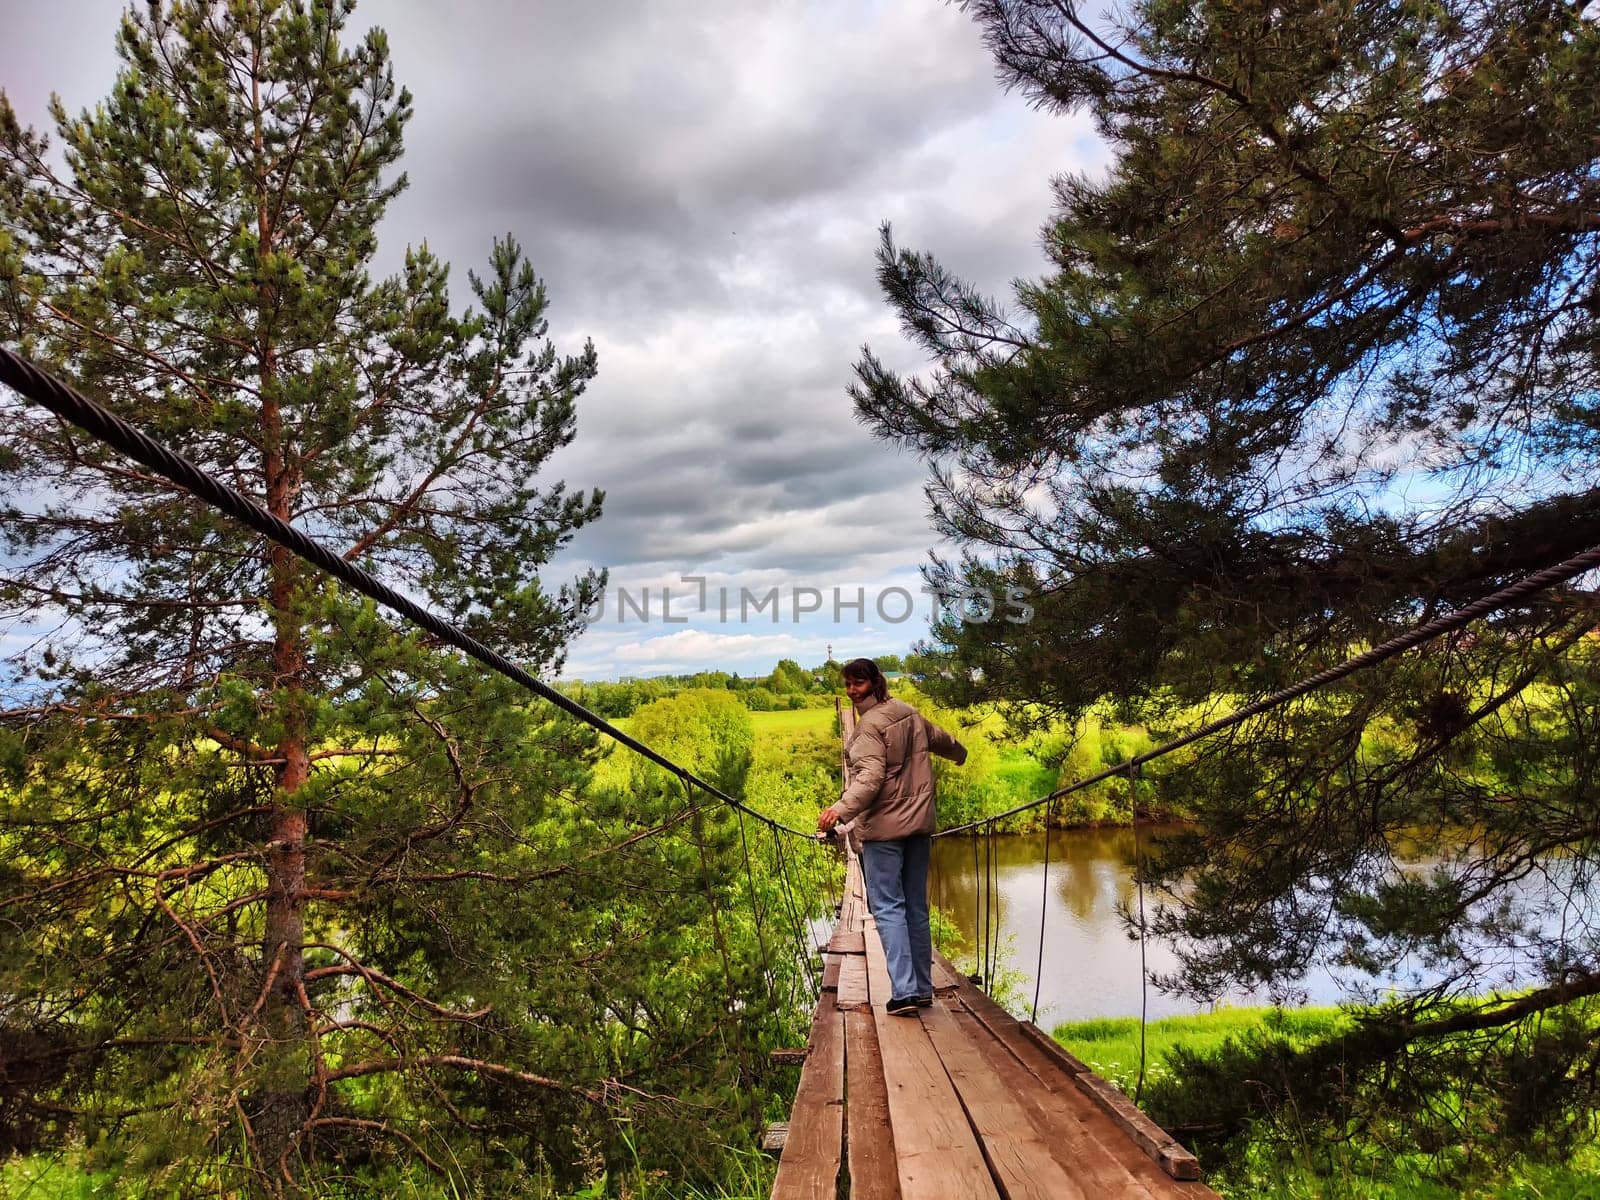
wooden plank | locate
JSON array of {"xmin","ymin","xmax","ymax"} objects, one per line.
[
  {"xmin": 836, "ymin": 955, "xmax": 869, "ymax": 1010},
  {"xmin": 841, "ymin": 852, "xmax": 867, "ymax": 934},
  {"xmin": 931, "ymin": 958, "xmax": 965, "ymax": 991},
  {"xmin": 918, "ymin": 1001, "xmax": 1088, "ymax": 1200},
  {"xmin": 770, "ymin": 1002, "xmax": 845, "ymax": 1200},
  {"xmin": 945, "ymin": 1005, "xmax": 1168, "ymax": 1200},
  {"xmin": 843, "ymin": 893, "xmax": 865, "ymax": 935},
  {"xmin": 771, "ymin": 1048, "xmax": 809, "ymax": 1066},
  {"xmin": 838, "ymin": 902, "xmax": 864, "ymax": 940},
  {"xmin": 762, "ymin": 1123, "xmax": 789, "ymax": 1154},
  {"xmin": 837, "ymin": 902, "xmax": 859, "ymax": 937},
  {"xmin": 1016, "ymin": 1023, "xmax": 1202, "ymax": 1182},
  {"xmin": 823, "ymin": 928, "xmax": 865, "ymax": 955},
  {"xmin": 932, "ymin": 953, "xmax": 1074, "ymax": 1071},
  {"xmin": 933, "ymin": 951, "xmax": 1208, "ymax": 1187},
  {"xmin": 865, "ymin": 921, "xmax": 1000, "ymax": 1200},
  {"xmin": 821, "ymin": 952, "xmax": 842, "ymax": 993},
  {"xmin": 933, "ymin": 984, "xmax": 1214, "ymax": 1196},
  {"xmin": 844, "ymin": 1006, "xmax": 902, "ymax": 1200}
]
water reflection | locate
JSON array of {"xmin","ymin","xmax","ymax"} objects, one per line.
[
  {"xmin": 931, "ymin": 827, "xmax": 1189, "ymax": 1028},
  {"xmin": 928, "ymin": 828, "xmax": 1578, "ymax": 1028}
]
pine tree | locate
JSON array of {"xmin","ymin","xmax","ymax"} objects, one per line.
[
  {"xmin": 0, "ymin": 1, "xmax": 689, "ymax": 1191},
  {"xmin": 854, "ymin": 0, "xmax": 1600, "ymax": 1156}
]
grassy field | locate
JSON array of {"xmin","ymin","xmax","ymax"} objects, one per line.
[
  {"xmin": 592, "ymin": 689, "xmax": 1126, "ymax": 830},
  {"xmin": 748, "ymin": 708, "xmax": 837, "ymax": 736}
]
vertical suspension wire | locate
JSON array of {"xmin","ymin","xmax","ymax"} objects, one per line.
[
  {"xmin": 734, "ymin": 807, "xmax": 774, "ymax": 999},
  {"xmin": 826, "ymin": 837, "xmax": 847, "ymax": 930},
  {"xmin": 767, "ymin": 826, "xmax": 802, "ymax": 993},
  {"xmin": 972, "ymin": 825, "xmax": 985, "ymax": 992},
  {"xmin": 981, "ymin": 822, "xmax": 991, "ymax": 993},
  {"xmin": 984, "ymin": 820, "xmax": 998, "ymax": 995},
  {"xmin": 979, "ymin": 819, "xmax": 992, "ymax": 998},
  {"xmin": 792, "ymin": 835, "xmax": 825, "ymax": 996},
  {"xmin": 978, "ymin": 825, "xmax": 990, "ymax": 992},
  {"xmin": 971, "ymin": 828, "xmax": 982, "ymax": 985},
  {"xmin": 798, "ymin": 840, "xmax": 825, "ymax": 996},
  {"xmin": 1129, "ymin": 761, "xmax": 1150, "ymax": 1104},
  {"xmin": 767, "ymin": 825, "xmax": 808, "ymax": 1000},
  {"xmin": 1031, "ymin": 797, "xmax": 1055, "ymax": 1025},
  {"xmin": 771, "ymin": 826, "xmax": 821, "ymax": 996},
  {"xmin": 819, "ymin": 832, "xmax": 844, "ymax": 918}
]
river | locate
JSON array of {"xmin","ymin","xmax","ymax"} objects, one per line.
[{"xmin": 927, "ymin": 826, "xmax": 1580, "ymax": 1030}]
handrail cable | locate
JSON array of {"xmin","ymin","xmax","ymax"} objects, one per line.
[
  {"xmin": 0, "ymin": 345, "xmax": 812, "ymax": 839},
  {"xmin": 938, "ymin": 539, "xmax": 1600, "ymax": 837}
]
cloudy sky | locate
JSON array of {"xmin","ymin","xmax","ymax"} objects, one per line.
[{"xmin": 2, "ymin": 1, "xmax": 1105, "ymax": 679}]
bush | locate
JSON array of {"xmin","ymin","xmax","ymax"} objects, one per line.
[
  {"xmin": 629, "ymin": 689, "xmax": 755, "ymax": 795},
  {"xmin": 741, "ymin": 687, "xmax": 780, "ymax": 712}
]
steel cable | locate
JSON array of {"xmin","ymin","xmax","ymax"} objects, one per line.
[
  {"xmin": 938, "ymin": 540, "xmax": 1600, "ymax": 837},
  {"xmin": 0, "ymin": 345, "xmax": 811, "ymax": 839}
]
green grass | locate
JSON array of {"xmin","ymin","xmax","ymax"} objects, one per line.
[
  {"xmin": 0, "ymin": 1152, "xmax": 114, "ymax": 1199},
  {"xmin": 591, "ymin": 706, "xmax": 838, "ymax": 793},
  {"xmin": 1053, "ymin": 1004, "xmax": 1350, "ymax": 1097},
  {"xmin": 989, "ymin": 749, "xmax": 1056, "ymax": 798},
  {"xmin": 1213, "ymin": 1142, "xmax": 1600, "ymax": 1200},
  {"xmin": 748, "ymin": 708, "xmax": 836, "ymax": 737},
  {"xmin": 0, "ymin": 1148, "xmax": 777, "ymax": 1200}
]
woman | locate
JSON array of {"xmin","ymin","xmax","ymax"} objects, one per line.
[{"xmin": 819, "ymin": 658, "xmax": 966, "ymax": 1015}]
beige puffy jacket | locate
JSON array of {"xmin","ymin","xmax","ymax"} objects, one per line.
[{"xmin": 834, "ymin": 695, "xmax": 967, "ymax": 842}]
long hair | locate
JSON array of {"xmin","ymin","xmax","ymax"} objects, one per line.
[{"xmin": 841, "ymin": 657, "xmax": 889, "ymax": 702}]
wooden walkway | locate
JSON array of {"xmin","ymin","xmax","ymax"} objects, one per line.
[
  {"xmin": 771, "ymin": 853, "xmax": 1219, "ymax": 1199},
  {"xmin": 772, "ymin": 700, "xmax": 1216, "ymax": 1198}
]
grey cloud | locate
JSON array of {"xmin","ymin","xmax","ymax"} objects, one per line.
[
  {"xmin": 375, "ymin": 0, "xmax": 1020, "ymax": 323},
  {"xmin": 5, "ymin": 0, "xmax": 1102, "ymax": 676},
  {"xmin": 391, "ymin": 0, "xmax": 1000, "ymax": 229}
]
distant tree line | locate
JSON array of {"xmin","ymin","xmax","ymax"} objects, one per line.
[{"xmin": 560, "ymin": 654, "xmax": 907, "ymax": 718}]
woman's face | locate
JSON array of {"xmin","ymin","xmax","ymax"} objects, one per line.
[{"xmin": 843, "ymin": 674, "xmax": 874, "ymax": 704}]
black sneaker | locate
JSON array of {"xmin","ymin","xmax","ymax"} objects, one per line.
[
  {"xmin": 914, "ymin": 995, "xmax": 933, "ymax": 1008},
  {"xmin": 885, "ymin": 997, "xmax": 919, "ymax": 1016}
]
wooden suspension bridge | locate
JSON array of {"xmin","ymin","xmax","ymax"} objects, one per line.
[
  {"xmin": 766, "ymin": 708, "xmax": 1218, "ymax": 1200},
  {"xmin": 3, "ymin": 349, "xmax": 1596, "ymax": 1198}
]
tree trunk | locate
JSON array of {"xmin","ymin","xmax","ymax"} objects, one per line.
[
  {"xmin": 252, "ymin": 41, "xmax": 311, "ymax": 1174},
  {"xmin": 254, "ymin": 397, "xmax": 313, "ymax": 1181}
]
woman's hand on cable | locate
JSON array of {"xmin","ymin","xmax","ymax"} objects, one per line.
[{"xmin": 818, "ymin": 804, "xmax": 841, "ymax": 831}]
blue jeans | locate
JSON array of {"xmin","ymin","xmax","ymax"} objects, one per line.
[{"xmin": 861, "ymin": 836, "xmax": 933, "ymax": 1002}]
